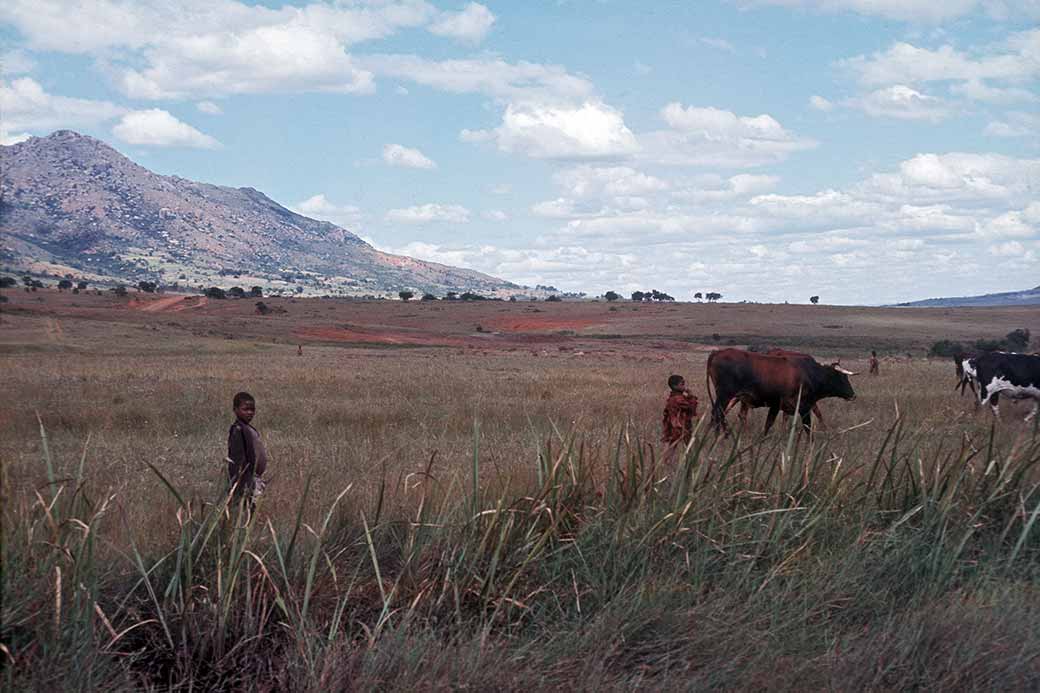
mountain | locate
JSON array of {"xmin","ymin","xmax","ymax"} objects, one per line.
[
  {"xmin": 0, "ymin": 130, "xmax": 517, "ymax": 296},
  {"xmin": 893, "ymin": 286, "xmax": 1040, "ymax": 307}
]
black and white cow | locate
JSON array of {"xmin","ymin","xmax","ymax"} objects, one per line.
[{"xmin": 965, "ymin": 352, "xmax": 1040, "ymax": 421}]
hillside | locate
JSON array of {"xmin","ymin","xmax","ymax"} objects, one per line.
[
  {"xmin": 0, "ymin": 131, "xmax": 516, "ymax": 296},
  {"xmin": 894, "ymin": 286, "xmax": 1040, "ymax": 308}
]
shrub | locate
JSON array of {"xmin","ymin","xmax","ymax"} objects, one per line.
[
  {"xmin": 399, "ymin": 290, "xmax": 414, "ymax": 301},
  {"xmin": 0, "ymin": 276, "xmax": 17, "ymax": 288},
  {"xmin": 1005, "ymin": 328, "xmax": 1030, "ymax": 351},
  {"xmin": 205, "ymin": 287, "xmax": 227, "ymax": 299},
  {"xmin": 228, "ymin": 286, "xmax": 245, "ymax": 298},
  {"xmin": 974, "ymin": 338, "xmax": 1005, "ymax": 353},
  {"xmin": 545, "ymin": 295, "xmax": 562, "ymax": 302},
  {"xmin": 929, "ymin": 340, "xmax": 966, "ymax": 357},
  {"xmin": 422, "ymin": 293, "xmax": 438, "ymax": 301},
  {"xmin": 605, "ymin": 291, "xmax": 620, "ymax": 302},
  {"xmin": 255, "ymin": 301, "xmax": 271, "ymax": 315},
  {"xmin": 249, "ymin": 286, "xmax": 263, "ymax": 298}
]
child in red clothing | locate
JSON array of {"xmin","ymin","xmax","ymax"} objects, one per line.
[{"xmin": 662, "ymin": 375, "xmax": 698, "ymax": 463}]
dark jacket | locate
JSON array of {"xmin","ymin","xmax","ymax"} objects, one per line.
[{"xmin": 228, "ymin": 419, "xmax": 259, "ymax": 491}]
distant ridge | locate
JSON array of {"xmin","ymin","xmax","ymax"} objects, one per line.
[
  {"xmin": 893, "ymin": 286, "xmax": 1040, "ymax": 307},
  {"xmin": 0, "ymin": 130, "xmax": 518, "ymax": 296}
]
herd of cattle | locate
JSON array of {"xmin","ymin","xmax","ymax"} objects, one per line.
[{"xmin": 706, "ymin": 347, "xmax": 1040, "ymax": 433}]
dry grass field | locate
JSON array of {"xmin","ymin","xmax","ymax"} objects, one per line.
[{"xmin": 2, "ymin": 288, "xmax": 1040, "ymax": 690}]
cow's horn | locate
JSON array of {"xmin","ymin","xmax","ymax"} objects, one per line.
[{"xmin": 835, "ymin": 366, "xmax": 857, "ymax": 376}]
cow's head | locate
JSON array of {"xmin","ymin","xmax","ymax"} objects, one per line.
[{"xmin": 823, "ymin": 363, "xmax": 857, "ymax": 400}]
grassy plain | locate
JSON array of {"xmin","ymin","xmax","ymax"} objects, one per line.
[{"xmin": 2, "ymin": 289, "xmax": 1040, "ymax": 690}]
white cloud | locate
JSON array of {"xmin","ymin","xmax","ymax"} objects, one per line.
[
  {"xmin": 293, "ymin": 193, "xmax": 363, "ymax": 228},
  {"xmin": 364, "ymin": 54, "xmax": 595, "ymax": 104},
  {"xmin": 848, "ymin": 85, "xmax": 953, "ymax": 121},
  {"xmin": 554, "ymin": 165, "xmax": 668, "ymax": 198},
  {"xmin": 809, "ymin": 95, "xmax": 834, "ymax": 111},
  {"xmin": 112, "ymin": 109, "xmax": 220, "ymax": 149},
  {"xmin": 983, "ymin": 111, "xmax": 1040, "ymax": 137},
  {"xmin": 858, "ymin": 152, "xmax": 1040, "ymax": 204},
  {"xmin": 385, "ymin": 203, "xmax": 471, "ymax": 224},
  {"xmin": 0, "ymin": 77, "xmax": 126, "ymax": 132},
  {"xmin": 428, "ymin": 3, "xmax": 495, "ymax": 43},
  {"xmin": 1, "ymin": 49, "xmax": 34, "ymax": 74},
  {"xmin": 0, "ymin": 1, "xmax": 444, "ymax": 100},
  {"xmin": 640, "ymin": 103, "xmax": 816, "ymax": 167},
  {"xmin": 698, "ymin": 37, "xmax": 736, "ymax": 53},
  {"xmin": 382, "ymin": 143, "xmax": 437, "ymax": 169},
  {"xmin": 737, "ymin": 0, "xmax": 1023, "ymax": 23},
  {"xmin": 196, "ymin": 100, "xmax": 223, "ymax": 115},
  {"xmin": 483, "ymin": 209, "xmax": 508, "ymax": 221},
  {"xmin": 472, "ymin": 101, "xmax": 640, "ymax": 160},
  {"xmin": 840, "ymin": 30, "xmax": 1040, "ymax": 87},
  {"xmin": 1, "ymin": 129, "xmax": 31, "ymax": 145}
]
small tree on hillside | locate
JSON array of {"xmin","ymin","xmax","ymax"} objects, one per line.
[
  {"xmin": 604, "ymin": 291, "xmax": 620, "ymax": 302},
  {"xmin": 138, "ymin": 280, "xmax": 157, "ymax": 293},
  {"xmin": 631, "ymin": 291, "xmax": 645, "ymax": 302},
  {"xmin": 249, "ymin": 286, "xmax": 263, "ymax": 298},
  {"xmin": 228, "ymin": 286, "xmax": 245, "ymax": 298},
  {"xmin": 57, "ymin": 279, "xmax": 73, "ymax": 291},
  {"xmin": 810, "ymin": 295, "xmax": 819, "ymax": 304},
  {"xmin": 693, "ymin": 292, "xmax": 702, "ymax": 301},
  {"xmin": 421, "ymin": 293, "xmax": 438, "ymax": 301},
  {"xmin": 0, "ymin": 276, "xmax": 17, "ymax": 288},
  {"xmin": 399, "ymin": 290, "xmax": 414, "ymax": 301},
  {"xmin": 77, "ymin": 281, "xmax": 88, "ymax": 290}
]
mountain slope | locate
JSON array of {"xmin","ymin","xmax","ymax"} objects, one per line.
[
  {"xmin": 894, "ymin": 286, "xmax": 1040, "ymax": 307},
  {"xmin": 0, "ymin": 131, "xmax": 515, "ymax": 295}
]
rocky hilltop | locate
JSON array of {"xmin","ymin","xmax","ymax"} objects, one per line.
[{"xmin": 0, "ymin": 131, "xmax": 515, "ymax": 296}]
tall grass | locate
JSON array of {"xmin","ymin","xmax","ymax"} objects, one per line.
[{"xmin": 4, "ymin": 411, "xmax": 1040, "ymax": 690}]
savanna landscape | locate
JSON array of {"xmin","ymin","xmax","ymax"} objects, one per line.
[{"xmin": 3, "ymin": 287, "xmax": 1040, "ymax": 690}]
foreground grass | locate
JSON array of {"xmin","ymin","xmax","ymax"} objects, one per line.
[
  {"xmin": 3, "ymin": 339, "xmax": 1040, "ymax": 690},
  {"xmin": 4, "ymin": 411, "xmax": 1040, "ymax": 690}
]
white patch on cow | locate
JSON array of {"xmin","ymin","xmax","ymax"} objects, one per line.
[
  {"xmin": 963, "ymin": 359, "xmax": 977, "ymax": 382},
  {"xmin": 980, "ymin": 374, "xmax": 1040, "ymax": 409}
]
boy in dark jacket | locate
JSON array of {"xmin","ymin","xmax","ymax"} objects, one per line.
[{"xmin": 227, "ymin": 391, "xmax": 268, "ymax": 510}]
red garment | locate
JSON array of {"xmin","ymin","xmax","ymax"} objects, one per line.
[{"xmin": 662, "ymin": 391, "xmax": 699, "ymax": 444}]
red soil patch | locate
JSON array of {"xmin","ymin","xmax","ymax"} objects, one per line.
[
  {"xmin": 129, "ymin": 295, "xmax": 208, "ymax": 312},
  {"xmin": 484, "ymin": 317, "xmax": 604, "ymax": 332},
  {"xmin": 295, "ymin": 326, "xmax": 469, "ymax": 347}
]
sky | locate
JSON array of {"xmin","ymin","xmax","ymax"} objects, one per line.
[{"xmin": 1, "ymin": 0, "xmax": 1038, "ymax": 304}]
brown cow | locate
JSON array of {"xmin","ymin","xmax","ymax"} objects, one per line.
[
  {"xmin": 729, "ymin": 349, "xmax": 827, "ymax": 428},
  {"xmin": 707, "ymin": 348, "xmax": 856, "ymax": 434}
]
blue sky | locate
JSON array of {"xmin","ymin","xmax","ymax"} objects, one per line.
[{"xmin": 2, "ymin": 0, "xmax": 1038, "ymax": 303}]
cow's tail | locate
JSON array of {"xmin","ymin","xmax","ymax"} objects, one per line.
[{"xmin": 705, "ymin": 350, "xmax": 717, "ymax": 415}]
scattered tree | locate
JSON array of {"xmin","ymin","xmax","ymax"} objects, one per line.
[
  {"xmin": 545, "ymin": 295, "xmax": 562, "ymax": 302},
  {"xmin": 112, "ymin": 285, "xmax": 128, "ymax": 297},
  {"xmin": 228, "ymin": 286, "xmax": 245, "ymax": 298},
  {"xmin": 255, "ymin": 301, "xmax": 271, "ymax": 315},
  {"xmin": 31, "ymin": 280, "xmax": 44, "ymax": 289},
  {"xmin": 249, "ymin": 286, "xmax": 263, "ymax": 298},
  {"xmin": 631, "ymin": 291, "xmax": 645, "ymax": 302},
  {"xmin": 1005, "ymin": 328, "xmax": 1030, "ymax": 351},
  {"xmin": 77, "ymin": 281, "xmax": 88, "ymax": 290},
  {"xmin": 929, "ymin": 340, "xmax": 966, "ymax": 357},
  {"xmin": 421, "ymin": 293, "xmax": 438, "ymax": 301},
  {"xmin": 460, "ymin": 292, "xmax": 488, "ymax": 301},
  {"xmin": 810, "ymin": 295, "xmax": 819, "ymax": 305},
  {"xmin": 137, "ymin": 280, "xmax": 157, "ymax": 293},
  {"xmin": 693, "ymin": 292, "xmax": 702, "ymax": 301},
  {"xmin": 0, "ymin": 276, "xmax": 16, "ymax": 288},
  {"xmin": 57, "ymin": 279, "xmax": 73, "ymax": 291},
  {"xmin": 604, "ymin": 291, "xmax": 620, "ymax": 302},
  {"xmin": 445, "ymin": 291, "xmax": 458, "ymax": 301},
  {"xmin": 705, "ymin": 292, "xmax": 722, "ymax": 303},
  {"xmin": 205, "ymin": 286, "xmax": 227, "ymax": 299},
  {"xmin": 399, "ymin": 290, "xmax": 414, "ymax": 301}
]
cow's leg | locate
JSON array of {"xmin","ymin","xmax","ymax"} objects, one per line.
[
  {"xmin": 989, "ymin": 392, "xmax": 1000, "ymax": 418},
  {"xmin": 738, "ymin": 401, "xmax": 750, "ymax": 426},
  {"xmin": 712, "ymin": 391, "xmax": 733, "ymax": 435},
  {"xmin": 812, "ymin": 404, "xmax": 826, "ymax": 430},
  {"xmin": 763, "ymin": 405, "xmax": 780, "ymax": 434},
  {"xmin": 1025, "ymin": 399, "xmax": 1039, "ymax": 423}
]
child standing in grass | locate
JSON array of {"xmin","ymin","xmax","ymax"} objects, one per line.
[
  {"xmin": 662, "ymin": 375, "xmax": 698, "ymax": 464},
  {"xmin": 227, "ymin": 391, "xmax": 267, "ymax": 510}
]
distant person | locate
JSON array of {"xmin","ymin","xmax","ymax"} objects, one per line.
[
  {"xmin": 869, "ymin": 350, "xmax": 879, "ymax": 376},
  {"xmin": 297, "ymin": 344, "xmax": 303, "ymax": 356},
  {"xmin": 227, "ymin": 391, "xmax": 267, "ymax": 515},
  {"xmin": 662, "ymin": 375, "xmax": 698, "ymax": 464}
]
